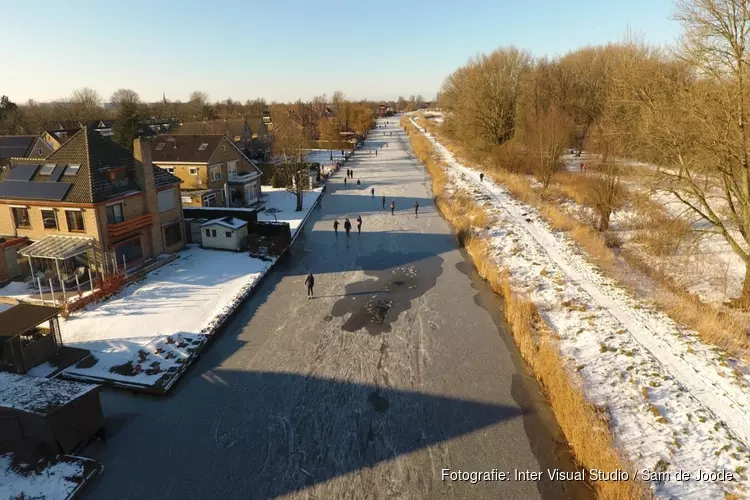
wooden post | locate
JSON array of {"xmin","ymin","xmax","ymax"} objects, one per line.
[
  {"xmin": 37, "ymin": 277, "xmax": 45, "ymax": 305},
  {"xmin": 49, "ymin": 278, "xmax": 56, "ymax": 304},
  {"xmin": 55, "ymin": 258, "xmax": 66, "ymax": 302},
  {"xmin": 122, "ymin": 255, "xmax": 127, "ymax": 277},
  {"xmin": 28, "ymin": 257, "xmax": 35, "ymax": 281},
  {"xmin": 75, "ymin": 273, "xmax": 81, "ymax": 295}
]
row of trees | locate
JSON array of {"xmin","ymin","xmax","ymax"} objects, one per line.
[
  {"xmin": 271, "ymin": 92, "xmax": 376, "ymax": 211},
  {"xmin": 438, "ymin": 0, "xmax": 750, "ymax": 305}
]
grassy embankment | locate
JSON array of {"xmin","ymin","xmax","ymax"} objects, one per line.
[{"xmin": 401, "ymin": 116, "xmax": 646, "ymax": 500}]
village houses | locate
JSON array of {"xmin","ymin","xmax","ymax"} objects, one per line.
[{"xmin": 150, "ymin": 134, "xmax": 262, "ymax": 208}]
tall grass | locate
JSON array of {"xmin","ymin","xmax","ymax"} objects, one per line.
[{"xmin": 403, "ymin": 116, "xmax": 647, "ymax": 500}]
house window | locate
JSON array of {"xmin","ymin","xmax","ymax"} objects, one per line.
[
  {"xmin": 227, "ymin": 161, "xmax": 238, "ymax": 176},
  {"xmin": 211, "ymin": 229, "xmax": 216, "ymax": 237},
  {"xmin": 155, "ymin": 143, "xmax": 166, "ymax": 151},
  {"xmin": 115, "ymin": 237, "xmax": 143, "ymax": 265},
  {"xmin": 198, "ymin": 143, "xmax": 209, "ymax": 151},
  {"xmin": 64, "ymin": 164, "xmax": 80, "ymax": 176},
  {"xmin": 189, "ymin": 167, "xmax": 198, "ymax": 176},
  {"xmin": 225, "ymin": 231, "xmax": 232, "ymax": 238},
  {"xmin": 204, "ymin": 228, "xmax": 211, "ymax": 238},
  {"xmin": 106, "ymin": 203, "xmax": 124, "ymax": 224},
  {"xmin": 163, "ymin": 222, "xmax": 182, "ymax": 247},
  {"xmin": 41, "ymin": 209, "xmax": 57, "ymax": 229},
  {"xmin": 39, "ymin": 164, "xmax": 55, "ymax": 175},
  {"xmin": 65, "ymin": 210, "xmax": 85, "ymax": 232},
  {"xmin": 164, "ymin": 167, "xmax": 175, "ymax": 174},
  {"xmin": 11, "ymin": 207, "xmax": 30, "ymax": 228},
  {"xmin": 203, "ymin": 193, "xmax": 217, "ymax": 207},
  {"xmin": 209, "ymin": 166, "xmax": 222, "ymax": 182},
  {"xmin": 157, "ymin": 188, "xmax": 176, "ymax": 213}
]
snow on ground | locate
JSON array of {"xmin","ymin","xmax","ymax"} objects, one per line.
[
  {"xmin": 258, "ymin": 187, "xmax": 323, "ymax": 236},
  {"xmin": 559, "ymin": 152, "xmax": 747, "ymax": 303},
  {"xmin": 0, "ymin": 371, "xmax": 98, "ymax": 415},
  {"xmin": 0, "ymin": 454, "xmax": 95, "ymax": 500},
  {"xmin": 412, "ymin": 117, "xmax": 750, "ymax": 498},
  {"xmin": 61, "ymin": 247, "xmax": 271, "ymax": 390},
  {"xmin": 26, "ymin": 362, "xmax": 57, "ymax": 378},
  {"xmin": 0, "ymin": 281, "xmax": 36, "ymax": 301}
]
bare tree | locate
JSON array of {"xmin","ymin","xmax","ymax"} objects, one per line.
[
  {"xmin": 272, "ymin": 109, "xmax": 308, "ymax": 211},
  {"xmin": 70, "ymin": 87, "xmax": 103, "ymax": 121},
  {"xmin": 318, "ymin": 117, "xmax": 341, "ymax": 161},
  {"xmin": 440, "ymin": 47, "xmax": 532, "ymax": 150},
  {"xmin": 520, "ymin": 95, "xmax": 573, "ymax": 189},
  {"xmin": 632, "ymin": 0, "xmax": 750, "ymax": 305},
  {"xmin": 110, "ymin": 89, "xmax": 140, "ymax": 107}
]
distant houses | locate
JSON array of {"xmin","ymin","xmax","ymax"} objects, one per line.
[{"xmin": 175, "ymin": 117, "xmax": 271, "ymax": 160}]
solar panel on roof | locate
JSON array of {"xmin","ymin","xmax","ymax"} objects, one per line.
[
  {"xmin": 48, "ymin": 165, "xmax": 65, "ymax": 182},
  {"xmin": 6, "ymin": 164, "xmax": 39, "ymax": 181},
  {"xmin": 0, "ymin": 180, "xmax": 71, "ymax": 201}
]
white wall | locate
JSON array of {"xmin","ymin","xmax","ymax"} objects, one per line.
[
  {"xmin": 200, "ymin": 224, "xmax": 248, "ymax": 251},
  {"xmin": 158, "ymin": 188, "xmax": 177, "ymax": 213}
]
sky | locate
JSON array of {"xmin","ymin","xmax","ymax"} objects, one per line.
[{"xmin": 0, "ymin": 0, "xmax": 682, "ymax": 104}]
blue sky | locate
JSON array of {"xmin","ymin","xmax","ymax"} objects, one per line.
[{"xmin": 1, "ymin": 0, "xmax": 681, "ymax": 104}]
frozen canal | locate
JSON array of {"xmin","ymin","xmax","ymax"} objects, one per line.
[{"xmin": 81, "ymin": 119, "xmax": 587, "ymax": 500}]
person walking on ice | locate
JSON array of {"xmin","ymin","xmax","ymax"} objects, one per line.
[
  {"xmin": 480, "ymin": 173, "xmax": 484, "ymax": 182},
  {"xmin": 371, "ymin": 187, "xmax": 375, "ymax": 198},
  {"xmin": 357, "ymin": 179, "xmax": 361, "ymax": 189},
  {"xmin": 356, "ymin": 215, "xmax": 362, "ymax": 234},
  {"xmin": 333, "ymin": 219, "xmax": 339, "ymax": 235},
  {"xmin": 305, "ymin": 273, "xmax": 315, "ymax": 299},
  {"xmin": 414, "ymin": 201, "xmax": 419, "ymax": 218},
  {"xmin": 344, "ymin": 218, "xmax": 352, "ymax": 237},
  {"xmin": 382, "ymin": 195, "xmax": 386, "ymax": 210},
  {"xmin": 390, "ymin": 200, "xmax": 396, "ymax": 216},
  {"xmin": 375, "ymin": 149, "xmax": 378, "ymax": 157}
]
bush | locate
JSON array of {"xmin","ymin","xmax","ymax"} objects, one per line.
[{"xmin": 271, "ymin": 173, "xmax": 283, "ymax": 189}]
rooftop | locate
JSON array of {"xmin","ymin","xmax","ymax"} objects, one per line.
[
  {"xmin": 0, "ymin": 371, "xmax": 99, "ymax": 416},
  {"xmin": 202, "ymin": 216, "xmax": 248, "ymax": 230},
  {"xmin": 0, "ymin": 128, "xmax": 181, "ymax": 203},
  {"xmin": 0, "ymin": 303, "xmax": 60, "ymax": 338}
]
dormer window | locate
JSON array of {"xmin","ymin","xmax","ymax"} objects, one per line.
[
  {"xmin": 155, "ymin": 143, "xmax": 166, "ymax": 151},
  {"xmin": 64, "ymin": 164, "xmax": 80, "ymax": 176},
  {"xmin": 198, "ymin": 143, "xmax": 209, "ymax": 151},
  {"xmin": 39, "ymin": 164, "xmax": 55, "ymax": 175}
]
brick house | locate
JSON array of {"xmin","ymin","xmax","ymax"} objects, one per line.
[
  {"xmin": 0, "ymin": 126, "xmax": 185, "ymax": 285},
  {"xmin": 151, "ymin": 134, "xmax": 262, "ymax": 208}
]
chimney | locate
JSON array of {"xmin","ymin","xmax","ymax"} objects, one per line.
[{"xmin": 132, "ymin": 138, "xmax": 165, "ymax": 255}]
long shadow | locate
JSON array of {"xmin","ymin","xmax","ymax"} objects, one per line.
[{"xmin": 85, "ymin": 371, "xmax": 523, "ymax": 500}]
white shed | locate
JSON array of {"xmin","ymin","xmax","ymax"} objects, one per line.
[{"xmin": 200, "ymin": 217, "xmax": 249, "ymax": 251}]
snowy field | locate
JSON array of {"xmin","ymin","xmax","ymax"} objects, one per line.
[
  {"xmin": 557, "ymin": 151, "xmax": 747, "ymax": 304},
  {"xmin": 1, "ymin": 454, "xmax": 98, "ymax": 500},
  {"xmin": 61, "ymin": 247, "xmax": 271, "ymax": 390},
  {"xmin": 305, "ymin": 149, "xmax": 348, "ymax": 166},
  {"xmin": 258, "ymin": 187, "xmax": 323, "ymax": 236},
  {"xmin": 412, "ymin": 117, "xmax": 750, "ymax": 499}
]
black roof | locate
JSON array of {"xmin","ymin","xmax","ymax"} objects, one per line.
[{"xmin": 0, "ymin": 136, "xmax": 37, "ymax": 159}]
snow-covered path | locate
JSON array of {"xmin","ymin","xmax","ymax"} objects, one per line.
[{"xmin": 413, "ymin": 118, "xmax": 750, "ymax": 498}]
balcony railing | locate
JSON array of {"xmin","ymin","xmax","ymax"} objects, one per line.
[
  {"xmin": 228, "ymin": 171, "xmax": 259, "ymax": 183},
  {"xmin": 107, "ymin": 213, "xmax": 153, "ymax": 239}
]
